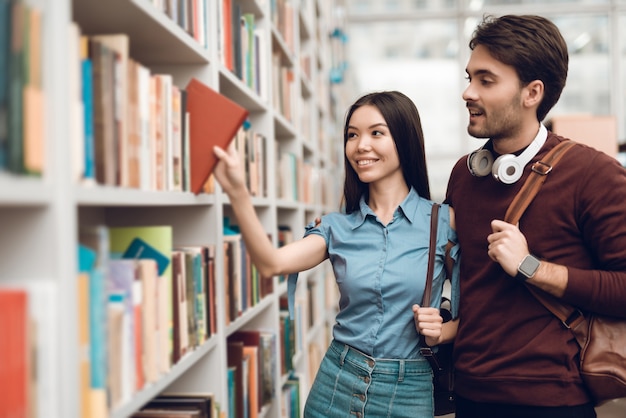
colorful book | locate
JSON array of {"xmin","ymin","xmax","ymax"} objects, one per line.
[
  {"xmin": 178, "ymin": 246, "xmax": 206, "ymax": 345},
  {"xmin": 170, "ymin": 85, "xmax": 183, "ymax": 191},
  {"xmin": 88, "ymin": 267, "xmax": 108, "ymax": 414},
  {"xmin": 148, "ymin": 392, "xmax": 214, "ymax": 418},
  {"xmin": 133, "ymin": 273, "xmax": 144, "ymax": 391},
  {"xmin": 0, "ymin": 0, "xmax": 11, "ymax": 169},
  {"xmin": 109, "ymin": 226, "xmax": 172, "ymax": 273},
  {"xmin": 126, "ymin": 58, "xmax": 142, "ymax": 188},
  {"xmin": 77, "ymin": 271, "xmax": 92, "ymax": 418},
  {"xmin": 108, "ymin": 259, "xmax": 138, "ymax": 405},
  {"xmin": 228, "ymin": 330, "xmax": 263, "ymax": 414},
  {"xmin": 226, "ymin": 366, "xmax": 236, "ymax": 418},
  {"xmin": 109, "ymin": 225, "xmax": 174, "ymax": 378},
  {"xmin": 205, "ymin": 245, "xmax": 217, "ymax": 336},
  {"xmin": 131, "ymin": 409, "xmax": 202, "ymax": 417},
  {"xmin": 0, "ymin": 288, "xmax": 30, "ymax": 418},
  {"xmin": 137, "ymin": 63, "xmax": 151, "ymax": 190},
  {"xmin": 243, "ymin": 345, "xmax": 259, "ymax": 418},
  {"xmin": 107, "ymin": 292, "xmax": 125, "ymax": 410},
  {"xmin": 78, "ymin": 225, "xmax": 109, "ymax": 418},
  {"xmin": 89, "ymin": 38, "xmax": 116, "ymax": 185},
  {"xmin": 136, "ymin": 258, "xmax": 160, "ymax": 384},
  {"xmin": 259, "ymin": 331, "xmax": 277, "ymax": 405},
  {"xmin": 91, "ymin": 33, "xmax": 129, "ymax": 186},
  {"xmin": 22, "ymin": 5, "xmax": 43, "ymax": 175},
  {"xmin": 7, "ymin": 1, "xmax": 25, "ymax": 174},
  {"xmin": 122, "ymin": 236, "xmax": 170, "ymax": 276},
  {"xmin": 81, "ymin": 55, "xmax": 95, "ymax": 180},
  {"xmin": 184, "ymin": 77, "xmax": 248, "ymax": 194},
  {"xmin": 171, "ymin": 250, "xmax": 188, "ymax": 364},
  {"xmin": 227, "ymin": 340, "xmax": 244, "ymax": 418}
]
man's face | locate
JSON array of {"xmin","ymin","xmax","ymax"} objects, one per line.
[{"xmin": 462, "ymin": 44, "xmax": 525, "ymax": 142}]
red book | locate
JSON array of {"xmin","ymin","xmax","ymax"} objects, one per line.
[
  {"xmin": 0, "ymin": 289, "xmax": 30, "ymax": 418},
  {"xmin": 185, "ymin": 78, "xmax": 248, "ymax": 194}
]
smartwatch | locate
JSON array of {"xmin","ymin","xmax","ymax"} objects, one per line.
[{"xmin": 516, "ymin": 254, "xmax": 541, "ymax": 281}]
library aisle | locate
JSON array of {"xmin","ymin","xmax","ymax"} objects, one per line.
[
  {"xmin": 1, "ymin": 0, "xmax": 347, "ymax": 417},
  {"xmin": 2, "ymin": 0, "xmax": 625, "ymax": 417}
]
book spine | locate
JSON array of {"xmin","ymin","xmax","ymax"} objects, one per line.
[
  {"xmin": 0, "ymin": 0, "xmax": 11, "ymax": 169},
  {"xmin": 82, "ymin": 58, "xmax": 95, "ymax": 180},
  {"xmin": 88, "ymin": 268, "xmax": 108, "ymax": 417}
]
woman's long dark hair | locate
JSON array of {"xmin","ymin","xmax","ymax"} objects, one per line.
[{"xmin": 342, "ymin": 91, "xmax": 430, "ymax": 213}]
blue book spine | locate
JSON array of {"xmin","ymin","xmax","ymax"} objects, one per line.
[
  {"xmin": 89, "ymin": 268, "xmax": 107, "ymax": 389},
  {"xmin": 77, "ymin": 243, "xmax": 97, "ymax": 272},
  {"xmin": 228, "ymin": 366, "xmax": 236, "ymax": 418},
  {"xmin": 193, "ymin": 252, "xmax": 204, "ymax": 341},
  {"xmin": 81, "ymin": 58, "xmax": 95, "ymax": 179}
]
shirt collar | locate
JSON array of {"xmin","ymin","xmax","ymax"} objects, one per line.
[{"xmin": 349, "ymin": 187, "xmax": 421, "ymax": 229}]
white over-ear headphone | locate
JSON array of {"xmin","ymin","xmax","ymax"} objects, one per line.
[{"xmin": 466, "ymin": 124, "xmax": 548, "ymax": 184}]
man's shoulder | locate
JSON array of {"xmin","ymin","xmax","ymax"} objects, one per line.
[
  {"xmin": 548, "ymin": 133, "xmax": 613, "ymax": 159},
  {"xmin": 545, "ymin": 134, "xmax": 621, "ymax": 170}
]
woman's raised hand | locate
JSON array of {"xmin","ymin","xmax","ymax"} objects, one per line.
[{"xmin": 213, "ymin": 144, "xmax": 247, "ymax": 196}]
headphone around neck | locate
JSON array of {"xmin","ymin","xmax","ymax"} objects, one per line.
[{"xmin": 466, "ymin": 124, "xmax": 548, "ymax": 184}]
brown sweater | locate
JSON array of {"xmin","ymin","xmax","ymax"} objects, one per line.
[{"xmin": 446, "ymin": 133, "xmax": 626, "ymax": 406}]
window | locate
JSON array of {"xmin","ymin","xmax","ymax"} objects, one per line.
[{"xmin": 345, "ymin": 1, "xmax": 626, "ymax": 198}]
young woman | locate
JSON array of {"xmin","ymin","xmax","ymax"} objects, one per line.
[{"xmin": 213, "ymin": 90, "xmax": 459, "ymax": 417}]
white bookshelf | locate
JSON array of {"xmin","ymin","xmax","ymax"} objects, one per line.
[{"xmin": 0, "ymin": 0, "xmax": 345, "ymax": 417}]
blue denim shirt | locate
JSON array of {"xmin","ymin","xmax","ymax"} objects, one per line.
[{"xmin": 289, "ymin": 188, "xmax": 460, "ymax": 359}]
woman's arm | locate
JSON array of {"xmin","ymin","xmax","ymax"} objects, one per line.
[
  {"xmin": 439, "ymin": 318, "xmax": 459, "ymax": 345},
  {"xmin": 213, "ymin": 145, "xmax": 328, "ymax": 278}
]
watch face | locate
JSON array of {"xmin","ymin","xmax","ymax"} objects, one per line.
[{"xmin": 520, "ymin": 255, "xmax": 540, "ymax": 277}]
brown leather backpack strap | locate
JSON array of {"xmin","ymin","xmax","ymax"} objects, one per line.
[
  {"xmin": 505, "ymin": 140, "xmax": 576, "ymax": 225},
  {"xmin": 503, "ymin": 139, "xmax": 584, "ymax": 327},
  {"xmin": 526, "ymin": 286, "xmax": 586, "ymax": 329}
]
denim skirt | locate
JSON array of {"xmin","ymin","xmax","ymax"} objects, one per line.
[{"xmin": 304, "ymin": 339, "xmax": 434, "ymax": 418}]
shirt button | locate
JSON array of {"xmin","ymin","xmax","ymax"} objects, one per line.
[{"xmin": 352, "ymin": 393, "xmax": 366, "ymax": 401}]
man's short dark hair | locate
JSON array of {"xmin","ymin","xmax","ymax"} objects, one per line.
[{"xmin": 469, "ymin": 14, "xmax": 569, "ymax": 121}]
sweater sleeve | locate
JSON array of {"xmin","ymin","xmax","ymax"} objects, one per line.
[{"xmin": 562, "ymin": 150, "xmax": 626, "ymax": 318}]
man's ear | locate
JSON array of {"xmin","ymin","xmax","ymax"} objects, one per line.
[{"xmin": 524, "ymin": 80, "xmax": 544, "ymax": 109}]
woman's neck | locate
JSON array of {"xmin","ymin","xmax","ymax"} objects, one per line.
[{"xmin": 368, "ymin": 182, "xmax": 410, "ymax": 224}]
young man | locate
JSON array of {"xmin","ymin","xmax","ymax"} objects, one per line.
[{"xmin": 446, "ymin": 14, "xmax": 626, "ymax": 418}]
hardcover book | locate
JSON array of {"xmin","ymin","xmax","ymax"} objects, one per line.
[
  {"xmin": 184, "ymin": 77, "xmax": 248, "ymax": 194},
  {"xmin": 156, "ymin": 392, "xmax": 215, "ymax": 418}
]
